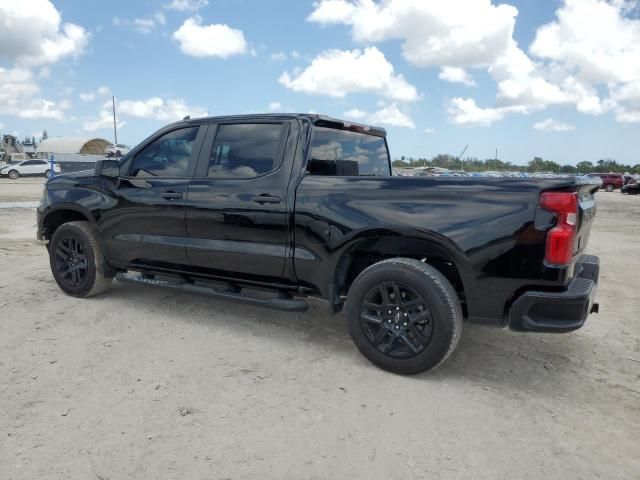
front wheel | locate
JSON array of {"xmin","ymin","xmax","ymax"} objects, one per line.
[
  {"xmin": 44, "ymin": 170, "xmax": 52, "ymax": 178},
  {"xmin": 49, "ymin": 221, "xmax": 113, "ymax": 297},
  {"xmin": 605, "ymin": 184, "xmax": 614, "ymax": 192},
  {"xmin": 8, "ymin": 170, "xmax": 19, "ymax": 179},
  {"xmin": 345, "ymin": 258, "xmax": 462, "ymax": 375}
]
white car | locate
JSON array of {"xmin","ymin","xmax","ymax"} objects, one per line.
[
  {"xmin": 105, "ymin": 144, "xmax": 130, "ymax": 157},
  {"xmin": 0, "ymin": 159, "xmax": 61, "ymax": 179}
]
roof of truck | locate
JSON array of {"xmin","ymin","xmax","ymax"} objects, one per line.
[{"xmin": 178, "ymin": 113, "xmax": 388, "ymax": 137}]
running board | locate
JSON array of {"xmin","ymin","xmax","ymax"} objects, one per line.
[{"xmin": 115, "ymin": 272, "xmax": 309, "ymax": 312}]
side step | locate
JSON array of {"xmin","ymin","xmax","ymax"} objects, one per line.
[{"xmin": 115, "ymin": 272, "xmax": 309, "ymax": 312}]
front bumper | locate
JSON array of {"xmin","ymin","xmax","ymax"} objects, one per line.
[{"xmin": 508, "ymin": 254, "xmax": 599, "ymax": 333}]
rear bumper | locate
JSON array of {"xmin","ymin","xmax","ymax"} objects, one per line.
[{"xmin": 508, "ymin": 254, "xmax": 599, "ymax": 333}]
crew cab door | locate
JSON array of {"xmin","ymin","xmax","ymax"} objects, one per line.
[
  {"xmin": 100, "ymin": 125, "xmax": 205, "ymax": 267},
  {"xmin": 185, "ymin": 121, "xmax": 292, "ymax": 280}
]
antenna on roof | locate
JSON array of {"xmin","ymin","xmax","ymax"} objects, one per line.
[{"xmin": 183, "ymin": 115, "xmax": 190, "ymax": 120}]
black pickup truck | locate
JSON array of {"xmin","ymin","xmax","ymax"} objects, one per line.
[{"xmin": 37, "ymin": 114, "xmax": 601, "ymax": 374}]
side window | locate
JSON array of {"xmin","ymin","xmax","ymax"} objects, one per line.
[
  {"xmin": 308, "ymin": 127, "xmax": 390, "ymax": 177},
  {"xmin": 130, "ymin": 127, "xmax": 198, "ymax": 177},
  {"xmin": 207, "ymin": 123, "xmax": 283, "ymax": 178},
  {"xmin": 22, "ymin": 160, "xmax": 36, "ymax": 165}
]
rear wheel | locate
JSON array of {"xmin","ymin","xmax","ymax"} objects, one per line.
[
  {"xmin": 8, "ymin": 170, "xmax": 19, "ymax": 179},
  {"xmin": 44, "ymin": 170, "xmax": 52, "ymax": 178},
  {"xmin": 605, "ymin": 184, "xmax": 614, "ymax": 192},
  {"xmin": 345, "ymin": 258, "xmax": 462, "ymax": 375},
  {"xmin": 49, "ymin": 221, "xmax": 113, "ymax": 297}
]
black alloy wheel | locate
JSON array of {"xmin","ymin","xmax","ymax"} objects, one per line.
[
  {"xmin": 360, "ymin": 282, "xmax": 433, "ymax": 358},
  {"xmin": 346, "ymin": 257, "xmax": 462, "ymax": 375},
  {"xmin": 48, "ymin": 221, "xmax": 113, "ymax": 297},
  {"xmin": 53, "ymin": 236, "xmax": 88, "ymax": 288}
]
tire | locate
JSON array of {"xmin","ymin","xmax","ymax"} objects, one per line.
[
  {"xmin": 49, "ymin": 221, "xmax": 113, "ymax": 297},
  {"xmin": 605, "ymin": 184, "xmax": 614, "ymax": 192},
  {"xmin": 115, "ymin": 150, "xmax": 121, "ymax": 156},
  {"xmin": 345, "ymin": 257, "xmax": 463, "ymax": 375},
  {"xmin": 44, "ymin": 170, "xmax": 52, "ymax": 178},
  {"xmin": 8, "ymin": 170, "xmax": 19, "ymax": 179}
]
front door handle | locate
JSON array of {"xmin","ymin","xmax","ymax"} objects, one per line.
[
  {"xmin": 161, "ymin": 191, "xmax": 183, "ymax": 200},
  {"xmin": 252, "ymin": 194, "xmax": 281, "ymax": 204}
]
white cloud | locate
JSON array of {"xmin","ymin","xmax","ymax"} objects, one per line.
[
  {"xmin": 279, "ymin": 47, "xmax": 419, "ymax": 102},
  {"xmin": 268, "ymin": 102, "xmax": 282, "ymax": 112},
  {"xmin": 343, "ymin": 103, "xmax": 415, "ymax": 129},
  {"xmin": 447, "ymin": 97, "xmax": 527, "ymax": 126},
  {"xmin": 308, "ymin": 0, "xmax": 518, "ymax": 69},
  {"xmin": 533, "ymin": 118, "xmax": 575, "ymax": 132},
  {"xmin": 424, "ymin": 127, "xmax": 435, "ymax": 134},
  {"xmin": 343, "ymin": 108, "xmax": 367, "ymax": 119},
  {"xmin": 308, "ymin": 0, "xmax": 640, "ymax": 126},
  {"xmin": 83, "ymin": 110, "xmax": 126, "ymax": 132},
  {"xmin": 0, "ymin": 67, "xmax": 68, "ymax": 120},
  {"xmin": 165, "ymin": 0, "xmax": 208, "ymax": 11},
  {"xmin": 116, "ymin": 97, "xmax": 207, "ymax": 121},
  {"xmin": 0, "ymin": 0, "xmax": 89, "ymax": 66},
  {"xmin": 270, "ymin": 51, "xmax": 288, "ymax": 61},
  {"xmin": 79, "ymin": 86, "xmax": 111, "ymax": 103},
  {"xmin": 369, "ymin": 103, "xmax": 415, "ymax": 128},
  {"xmin": 79, "ymin": 92, "xmax": 95, "ymax": 102},
  {"xmin": 439, "ymin": 66, "xmax": 476, "ymax": 86},
  {"xmin": 308, "ymin": 0, "xmax": 356, "ymax": 24},
  {"xmin": 133, "ymin": 18, "xmax": 156, "ymax": 34},
  {"xmin": 115, "ymin": 13, "xmax": 166, "ymax": 34},
  {"xmin": 154, "ymin": 12, "xmax": 167, "ymax": 26},
  {"xmin": 172, "ymin": 17, "xmax": 247, "ymax": 58}
]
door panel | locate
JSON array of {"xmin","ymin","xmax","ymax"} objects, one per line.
[
  {"xmin": 100, "ymin": 178, "xmax": 191, "ymax": 266},
  {"xmin": 99, "ymin": 125, "xmax": 205, "ymax": 268},
  {"xmin": 185, "ymin": 121, "xmax": 293, "ymax": 280}
]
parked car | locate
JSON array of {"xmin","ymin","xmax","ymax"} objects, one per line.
[
  {"xmin": 587, "ymin": 173, "xmax": 624, "ymax": 192},
  {"xmin": 105, "ymin": 143, "xmax": 130, "ymax": 157},
  {"xmin": 0, "ymin": 159, "xmax": 61, "ymax": 179},
  {"xmin": 621, "ymin": 178, "xmax": 639, "ymax": 195},
  {"xmin": 37, "ymin": 114, "xmax": 601, "ymax": 375}
]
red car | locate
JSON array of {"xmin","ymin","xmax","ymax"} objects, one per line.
[{"xmin": 587, "ymin": 173, "xmax": 624, "ymax": 192}]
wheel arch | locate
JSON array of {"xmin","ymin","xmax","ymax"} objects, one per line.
[
  {"xmin": 332, "ymin": 233, "xmax": 470, "ymax": 316},
  {"xmin": 41, "ymin": 204, "xmax": 96, "ymax": 241}
]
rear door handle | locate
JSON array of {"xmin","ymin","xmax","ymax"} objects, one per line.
[
  {"xmin": 161, "ymin": 191, "xmax": 183, "ymax": 200},
  {"xmin": 252, "ymin": 194, "xmax": 281, "ymax": 204}
]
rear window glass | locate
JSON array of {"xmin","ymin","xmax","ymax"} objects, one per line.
[{"xmin": 308, "ymin": 127, "xmax": 390, "ymax": 176}]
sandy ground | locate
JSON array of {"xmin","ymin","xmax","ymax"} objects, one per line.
[{"xmin": 0, "ymin": 178, "xmax": 638, "ymax": 480}]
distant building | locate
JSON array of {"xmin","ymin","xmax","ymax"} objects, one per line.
[
  {"xmin": 37, "ymin": 137, "xmax": 110, "ymax": 155},
  {"xmin": 37, "ymin": 137, "xmax": 110, "ymax": 173}
]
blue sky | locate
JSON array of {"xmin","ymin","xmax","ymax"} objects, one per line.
[{"xmin": 1, "ymin": 0, "xmax": 639, "ymax": 166}]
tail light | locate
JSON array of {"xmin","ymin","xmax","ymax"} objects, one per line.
[{"xmin": 540, "ymin": 191, "xmax": 578, "ymax": 266}]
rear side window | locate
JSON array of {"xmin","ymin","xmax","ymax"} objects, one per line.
[
  {"xmin": 130, "ymin": 127, "xmax": 198, "ymax": 177},
  {"xmin": 308, "ymin": 127, "xmax": 390, "ymax": 176},
  {"xmin": 207, "ymin": 123, "xmax": 283, "ymax": 178}
]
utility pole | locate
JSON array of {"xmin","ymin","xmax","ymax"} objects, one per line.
[
  {"xmin": 458, "ymin": 144, "xmax": 468, "ymax": 171},
  {"xmin": 112, "ymin": 96, "xmax": 118, "ymax": 145},
  {"xmin": 495, "ymin": 148, "xmax": 498, "ymax": 170}
]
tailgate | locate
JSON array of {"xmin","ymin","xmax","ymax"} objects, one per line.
[{"xmin": 573, "ymin": 179, "xmax": 600, "ymax": 258}]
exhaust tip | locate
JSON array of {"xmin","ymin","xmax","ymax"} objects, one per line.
[{"xmin": 590, "ymin": 303, "xmax": 599, "ymax": 314}]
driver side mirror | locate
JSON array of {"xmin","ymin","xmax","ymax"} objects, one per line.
[{"xmin": 95, "ymin": 159, "xmax": 120, "ymax": 178}]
